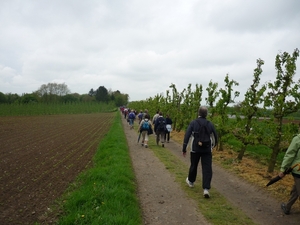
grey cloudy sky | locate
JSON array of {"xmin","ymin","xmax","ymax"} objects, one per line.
[{"xmin": 1, "ymin": 0, "xmax": 299, "ymax": 102}]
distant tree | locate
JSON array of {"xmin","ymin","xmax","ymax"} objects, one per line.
[
  {"xmin": 21, "ymin": 93, "xmax": 39, "ymax": 103},
  {"xmin": 95, "ymin": 86, "xmax": 109, "ymax": 102},
  {"xmin": 112, "ymin": 90, "xmax": 128, "ymax": 106},
  {"xmin": 80, "ymin": 94, "xmax": 95, "ymax": 102},
  {"xmin": 88, "ymin": 88, "xmax": 95, "ymax": 96},
  {"xmin": 61, "ymin": 94, "xmax": 79, "ymax": 103},
  {"xmin": 36, "ymin": 83, "xmax": 71, "ymax": 97},
  {"xmin": 5, "ymin": 93, "xmax": 20, "ymax": 104},
  {"xmin": 0, "ymin": 92, "xmax": 7, "ymax": 103}
]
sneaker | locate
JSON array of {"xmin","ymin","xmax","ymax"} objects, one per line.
[
  {"xmin": 203, "ymin": 189, "xmax": 210, "ymax": 198},
  {"xmin": 186, "ymin": 177, "xmax": 194, "ymax": 188},
  {"xmin": 145, "ymin": 144, "xmax": 148, "ymax": 148},
  {"xmin": 141, "ymin": 143, "xmax": 144, "ymax": 146},
  {"xmin": 281, "ymin": 203, "xmax": 290, "ymax": 215}
]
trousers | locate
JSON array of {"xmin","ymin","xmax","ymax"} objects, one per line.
[
  {"xmin": 286, "ymin": 176, "xmax": 300, "ymax": 211},
  {"xmin": 188, "ymin": 151, "xmax": 212, "ymax": 189}
]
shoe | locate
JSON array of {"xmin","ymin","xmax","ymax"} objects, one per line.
[
  {"xmin": 186, "ymin": 177, "xmax": 194, "ymax": 188},
  {"xmin": 162, "ymin": 143, "xmax": 164, "ymax": 147},
  {"xmin": 203, "ymin": 189, "xmax": 210, "ymax": 198},
  {"xmin": 141, "ymin": 143, "xmax": 144, "ymax": 146},
  {"xmin": 281, "ymin": 203, "xmax": 290, "ymax": 215},
  {"xmin": 145, "ymin": 144, "xmax": 148, "ymax": 148}
]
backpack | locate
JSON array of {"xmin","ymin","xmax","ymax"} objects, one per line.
[
  {"xmin": 193, "ymin": 120, "xmax": 211, "ymax": 149},
  {"xmin": 141, "ymin": 120, "xmax": 150, "ymax": 131},
  {"xmin": 157, "ymin": 118, "xmax": 166, "ymax": 131}
]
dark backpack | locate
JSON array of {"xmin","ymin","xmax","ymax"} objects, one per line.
[
  {"xmin": 141, "ymin": 120, "xmax": 150, "ymax": 131},
  {"xmin": 193, "ymin": 120, "xmax": 211, "ymax": 149},
  {"xmin": 157, "ymin": 118, "xmax": 166, "ymax": 131}
]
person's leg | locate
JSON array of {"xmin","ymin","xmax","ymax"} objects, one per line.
[
  {"xmin": 141, "ymin": 131, "xmax": 146, "ymax": 146},
  {"xmin": 144, "ymin": 132, "xmax": 149, "ymax": 147},
  {"xmin": 286, "ymin": 176, "xmax": 300, "ymax": 211},
  {"xmin": 200, "ymin": 152, "xmax": 213, "ymax": 190},
  {"xmin": 160, "ymin": 132, "xmax": 165, "ymax": 146},
  {"xmin": 156, "ymin": 131, "xmax": 160, "ymax": 145},
  {"xmin": 188, "ymin": 152, "xmax": 201, "ymax": 182}
]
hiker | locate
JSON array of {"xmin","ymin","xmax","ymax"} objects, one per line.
[
  {"xmin": 279, "ymin": 133, "xmax": 300, "ymax": 215},
  {"xmin": 137, "ymin": 110, "xmax": 143, "ymax": 124},
  {"xmin": 152, "ymin": 111, "xmax": 160, "ymax": 125},
  {"xmin": 128, "ymin": 110, "xmax": 136, "ymax": 129},
  {"xmin": 139, "ymin": 114, "xmax": 153, "ymax": 148},
  {"xmin": 143, "ymin": 109, "xmax": 151, "ymax": 120},
  {"xmin": 124, "ymin": 108, "xmax": 128, "ymax": 119},
  {"xmin": 164, "ymin": 114, "xmax": 173, "ymax": 143},
  {"xmin": 182, "ymin": 106, "xmax": 218, "ymax": 198},
  {"xmin": 154, "ymin": 111, "xmax": 166, "ymax": 147}
]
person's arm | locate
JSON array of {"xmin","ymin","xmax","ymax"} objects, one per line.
[
  {"xmin": 182, "ymin": 122, "xmax": 193, "ymax": 156},
  {"xmin": 280, "ymin": 136, "xmax": 300, "ymax": 172},
  {"xmin": 211, "ymin": 123, "xmax": 218, "ymax": 146}
]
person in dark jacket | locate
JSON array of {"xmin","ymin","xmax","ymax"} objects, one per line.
[
  {"xmin": 154, "ymin": 111, "xmax": 166, "ymax": 147},
  {"xmin": 164, "ymin": 114, "xmax": 173, "ymax": 143},
  {"xmin": 182, "ymin": 106, "xmax": 218, "ymax": 198}
]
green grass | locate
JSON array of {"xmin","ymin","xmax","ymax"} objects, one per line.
[
  {"xmin": 0, "ymin": 102, "xmax": 117, "ymax": 116},
  {"xmin": 144, "ymin": 133, "xmax": 256, "ymax": 225},
  {"xmin": 56, "ymin": 113, "xmax": 142, "ymax": 225}
]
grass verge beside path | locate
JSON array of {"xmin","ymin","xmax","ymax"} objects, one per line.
[
  {"xmin": 57, "ymin": 113, "xmax": 142, "ymax": 225},
  {"xmin": 144, "ymin": 132, "xmax": 256, "ymax": 225}
]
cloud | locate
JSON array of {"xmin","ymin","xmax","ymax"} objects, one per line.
[{"xmin": 0, "ymin": 0, "xmax": 299, "ymax": 101}]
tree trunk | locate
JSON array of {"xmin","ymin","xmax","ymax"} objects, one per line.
[
  {"xmin": 237, "ymin": 144, "xmax": 246, "ymax": 161},
  {"xmin": 267, "ymin": 140, "xmax": 281, "ymax": 173}
]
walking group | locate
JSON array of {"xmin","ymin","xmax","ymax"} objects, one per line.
[
  {"xmin": 136, "ymin": 106, "xmax": 218, "ymax": 199},
  {"xmin": 122, "ymin": 105, "xmax": 300, "ymax": 215},
  {"xmin": 137, "ymin": 110, "xmax": 173, "ymax": 148}
]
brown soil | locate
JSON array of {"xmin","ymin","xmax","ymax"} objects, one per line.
[
  {"xmin": 0, "ymin": 114, "xmax": 114, "ymax": 225},
  {"xmin": 122, "ymin": 117, "xmax": 300, "ymax": 225}
]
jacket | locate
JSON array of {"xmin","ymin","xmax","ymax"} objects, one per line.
[
  {"xmin": 154, "ymin": 116, "xmax": 166, "ymax": 132},
  {"xmin": 280, "ymin": 134, "xmax": 300, "ymax": 177},
  {"xmin": 182, "ymin": 117, "xmax": 218, "ymax": 153}
]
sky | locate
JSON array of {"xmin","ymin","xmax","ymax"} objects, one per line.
[{"xmin": 1, "ymin": 0, "xmax": 299, "ymax": 102}]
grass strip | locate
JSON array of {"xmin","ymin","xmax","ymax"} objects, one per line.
[
  {"xmin": 146, "ymin": 135, "xmax": 256, "ymax": 225},
  {"xmin": 57, "ymin": 112, "xmax": 142, "ymax": 225}
]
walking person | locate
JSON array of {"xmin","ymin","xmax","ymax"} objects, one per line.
[
  {"xmin": 152, "ymin": 111, "xmax": 160, "ymax": 125},
  {"xmin": 154, "ymin": 112, "xmax": 166, "ymax": 147},
  {"xmin": 279, "ymin": 133, "xmax": 300, "ymax": 215},
  {"xmin": 128, "ymin": 110, "xmax": 136, "ymax": 129},
  {"xmin": 138, "ymin": 114, "xmax": 153, "ymax": 148},
  {"xmin": 137, "ymin": 110, "xmax": 143, "ymax": 124},
  {"xmin": 164, "ymin": 114, "xmax": 173, "ymax": 143},
  {"xmin": 182, "ymin": 106, "xmax": 218, "ymax": 198}
]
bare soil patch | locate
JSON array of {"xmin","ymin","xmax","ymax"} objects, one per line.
[{"xmin": 0, "ymin": 113, "xmax": 114, "ymax": 225}]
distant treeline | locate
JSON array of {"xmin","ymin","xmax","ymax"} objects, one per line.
[{"xmin": 0, "ymin": 83, "xmax": 129, "ymax": 107}]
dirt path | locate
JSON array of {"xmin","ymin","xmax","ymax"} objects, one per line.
[
  {"xmin": 122, "ymin": 118, "xmax": 299, "ymax": 225},
  {"xmin": 122, "ymin": 118, "xmax": 210, "ymax": 225}
]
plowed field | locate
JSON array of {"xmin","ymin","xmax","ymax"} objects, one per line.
[{"xmin": 0, "ymin": 113, "xmax": 115, "ymax": 225}]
